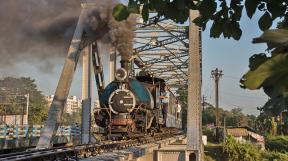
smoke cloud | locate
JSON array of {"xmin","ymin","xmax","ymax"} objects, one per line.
[{"xmin": 0, "ymin": 0, "xmax": 135, "ymax": 72}]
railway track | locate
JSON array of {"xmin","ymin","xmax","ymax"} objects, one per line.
[{"xmin": 0, "ymin": 128, "xmax": 182, "ymax": 161}]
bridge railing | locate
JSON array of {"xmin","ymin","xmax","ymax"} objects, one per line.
[{"xmin": 0, "ymin": 124, "xmax": 81, "ymax": 150}]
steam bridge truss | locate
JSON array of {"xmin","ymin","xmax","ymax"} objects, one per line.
[{"xmin": 133, "ymin": 16, "xmax": 199, "ymax": 91}]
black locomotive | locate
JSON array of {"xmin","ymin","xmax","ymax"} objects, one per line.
[{"xmin": 94, "ymin": 60, "xmax": 180, "ymax": 138}]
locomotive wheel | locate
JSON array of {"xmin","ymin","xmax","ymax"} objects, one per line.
[{"xmin": 94, "ymin": 110, "xmax": 108, "ymax": 128}]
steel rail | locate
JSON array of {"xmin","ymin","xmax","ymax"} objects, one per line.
[{"xmin": 0, "ymin": 129, "xmax": 182, "ymax": 161}]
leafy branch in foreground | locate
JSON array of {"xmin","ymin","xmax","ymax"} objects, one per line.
[
  {"xmin": 113, "ymin": 0, "xmax": 288, "ymax": 40},
  {"xmin": 240, "ymin": 29, "xmax": 288, "ymax": 116}
]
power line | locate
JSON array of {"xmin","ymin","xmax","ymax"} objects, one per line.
[
  {"xmin": 222, "ymin": 75, "xmax": 240, "ymax": 80},
  {"xmin": 220, "ymin": 91, "xmax": 268, "ymax": 100}
]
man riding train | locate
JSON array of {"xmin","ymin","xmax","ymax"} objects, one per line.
[
  {"xmin": 159, "ymin": 85, "xmax": 182, "ymax": 128},
  {"xmin": 160, "ymin": 85, "xmax": 170, "ymax": 127}
]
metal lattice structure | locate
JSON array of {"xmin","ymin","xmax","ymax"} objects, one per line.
[
  {"xmin": 133, "ymin": 17, "xmax": 190, "ymax": 91},
  {"xmin": 134, "ymin": 12, "xmax": 203, "ymax": 160}
]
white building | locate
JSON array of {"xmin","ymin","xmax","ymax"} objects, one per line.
[{"xmin": 46, "ymin": 95, "xmax": 82, "ymax": 114}]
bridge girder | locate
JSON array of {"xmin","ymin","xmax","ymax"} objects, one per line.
[{"xmin": 133, "ymin": 18, "xmax": 192, "ymax": 91}]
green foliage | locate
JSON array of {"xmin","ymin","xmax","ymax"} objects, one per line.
[
  {"xmin": 223, "ymin": 135, "xmax": 261, "ymax": 161},
  {"xmin": 112, "ymin": 4, "xmax": 131, "ymax": 21},
  {"xmin": 246, "ymin": 114, "xmax": 257, "ymax": 129},
  {"xmin": 240, "ymin": 53, "xmax": 288, "ymax": 93},
  {"xmin": 202, "ymin": 105, "xmax": 216, "ymax": 125},
  {"xmin": 241, "ymin": 29, "xmax": 288, "ymax": 117},
  {"xmin": 265, "ymin": 136, "xmax": 288, "ymax": 153},
  {"xmin": 113, "ymin": 0, "xmax": 288, "ymax": 40},
  {"xmin": 61, "ymin": 108, "xmax": 82, "ymax": 125},
  {"xmin": 248, "ymin": 53, "xmax": 268, "ymax": 71},
  {"xmin": 255, "ymin": 110, "xmax": 273, "ymax": 135},
  {"xmin": 205, "ymin": 135, "xmax": 288, "ymax": 160},
  {"xmin": 177, "ymin": 89, "xmax": 187, "ymax": 129},
  {"xmin": 258, "ymin": 12, "xmax": 272, "ymax": 31},
  {"xmin": 205, "ymin": 144, "xmax": 224, "ymax": 161},
  {"xmin": 203, "ymin": 126, "xmax": 217, "ymax": 142},
  {"xmin": 204, "ymin": 155, "xmax": 216, "ymax": 161},
  {"xmin": 253, "ymin": 29, "xmax": 288, "ymax": 51},
  {"xmin": 271, "ymin": 117, "xmax": 278, "ymax": 135},
  {"xmin": 227, "ymin": 108, "xmax": 248, "ymax": 127},
  {"xmin": 0, "ymin": 77, "xmax": 48, "ymax": 124},
  {"xmin": 245, "ymin": 0, "xmax": 260, "ymax": 19},
  {"xmin": 203, "ymin": 106, "xmax": 255, "ymax": 128},
  {"xmin": 261, "ymin": 151, "xmax": 288, "ymax": 161}
]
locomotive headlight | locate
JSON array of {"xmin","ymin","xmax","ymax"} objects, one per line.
[{"xmin": 115, "ymin": 68, "xmax": 128, "ymax": 81}]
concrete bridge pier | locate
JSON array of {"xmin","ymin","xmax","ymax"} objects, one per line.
[{"xmin": 153, "ymin": 9, "xmax": 203, "ymax": 161}]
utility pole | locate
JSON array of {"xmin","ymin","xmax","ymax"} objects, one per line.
[
  {"xmin": 223, "ymin": 113, "xmax": 226, "ymax": 141},
  {"xmin": 26, "ymin": 94, "xmax": 29, "ymax": 125},
  {"xmin": 202, "ymin": 95, "xmax": 206, "ymax": 112},
  {"xmin": 211, "ymin": 68, "xmax": 223, "ymax": 141},
  {"xmin": 21, "ymin": 94, "xmax": 29, "ymax": 125}
]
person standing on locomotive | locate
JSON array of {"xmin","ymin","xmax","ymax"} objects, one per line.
[{"xmin": 160, "ymin": 85, "xmax": 169, "ymax": 127}]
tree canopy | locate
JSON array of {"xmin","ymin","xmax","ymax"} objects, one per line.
[
  {"xmin": 202, "ymin": 104, "xmax": 256, "ymax": 128},
  {"xmin": 0, "ymin": 77, "xmax": 48, "ymax": 124},
  {"xmin": 61, "ymin": 108, "xmax": 82, "ymax": 125},
  {"xmin": 113, "ymin": 0, "xmax": 288, "ymax": 40}
]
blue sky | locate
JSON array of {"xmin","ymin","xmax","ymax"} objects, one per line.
[
  {"xmin": 202, "ymin": 13, "xmax": 270, "ymax": 115},
  {"xmin": 0, "ymin": 9, "xmax": 272, "ymax": 115}
]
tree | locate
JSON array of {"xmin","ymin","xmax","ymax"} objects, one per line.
[
  {"xmin": 223, "ymin": 135, "xmax": 261, "ymax": 161},
  {"xmin": 177, "ymin": 89, "xmax": 188, "ymax": 130},
  {"xmin": 240, "ymin": 29, "xmax": 288, "ymax": 117},
  {"xmin": 113, "ymin": 0, "xmax": 288, "ymax": 40},
  {"xmin": 255, "ymin": 107, "xmax": 273, "ymax": 135},
  {"xmin": 0, "ymin": 77, "xmax": 48, "ymax": 124},
  {"xmin": 61, "ymin": 108, "xmax": 82, "ymax": 125},
  {"xmin": 202, "ymin": 105, "xmax": 216, "ymax": 125},
  {"xmin": 202, "ymin": 105, "xmax": 255, "ymax": 128},
  {"xmin": 246, "ymin": 114, "xmax": 257, "ymax": 129}
]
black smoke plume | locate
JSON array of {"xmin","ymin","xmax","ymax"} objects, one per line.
[{"xmin": 0, "ymin": 0, "xmax": 135, "ymax": 72}]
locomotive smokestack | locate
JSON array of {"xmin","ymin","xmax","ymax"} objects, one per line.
[
  {"xmin": 120, "ymin": 58, "xmax": 130, "ymax": 82},
  {"xmin": 120, "ymin": 59, "xmax": 129, "ymax": 70}
]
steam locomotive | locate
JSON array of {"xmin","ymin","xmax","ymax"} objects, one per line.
[{"xmin": 94, "ymin": 60, "xmax": 181, "ymax": 138}]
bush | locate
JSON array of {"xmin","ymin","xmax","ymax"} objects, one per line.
[
  {"xmin": 205, "ymin": 144, "xmax": 224, "ymax": 161},
  {"xmin": 203, "ymin": 127, "xmax": 216, "ymax": 142},
  {"xmin": 265, "ymin": 136, "xmax": 288, "ymax": 153},
  {"xmin": 223, "ymin": 135, "xmax": 260, "ymax": 161},
  {"xmin": 261, "ymin": 151, "xmax": 288, "ymax": 161},
  {"xmin": 205, "ymin": 135, "xmax": 288, "ymax": 160},
  {"xmin": 205, "ymin": 155, "xmax": 216, "ymax": 161}
]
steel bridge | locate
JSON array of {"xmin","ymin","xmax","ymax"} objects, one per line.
[
  {"xmin": 133, "ymin": 16, "xmax": 191, "ymax": 91},
  {"xmin": 0, "ymin": 3, "xmax": 203, "ymax": 161}
]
